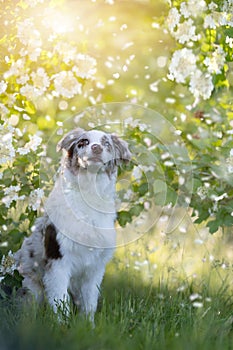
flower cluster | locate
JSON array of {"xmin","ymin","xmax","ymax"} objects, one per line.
[
  {"xmin": 0, "ymin": 123, "xmax": 16, "ymax": 165},
  {"xmin": 0, "ymin": 119, "xmax": 45, "ymax": 237},
  {"xmin": 0, "ymin": 251, "xmax": 17, "ymax": 278},
  {"xmin": 226, "ymin": 149, "xmax": 233, "ymax": 173},
  {"xmin": 1, "ymin": 7, "xmax": 97, "ymax": 116},
  {"xmin": 52, "ymin": 71, "xmax": 82, "ymax": 99},
  {"xmin": 18, "ymin": 134, "xmax": 42, "ymax": 155},
  {"xmin": 167, "ymin": 0, "xmax": 233, "ymax": 103},
  {"xmin": 2, "ymin": 185, "xmax": 25, "ymax": 209}
]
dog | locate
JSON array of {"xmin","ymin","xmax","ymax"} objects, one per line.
[{"xmin": 15, "ymin": 128, "xmax": 131, "ymax": 322}]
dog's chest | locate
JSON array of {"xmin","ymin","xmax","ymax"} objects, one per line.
[
  {"xmin": 58, "ymin": 234, "xmax": 113, "ymax": 271},
  {"xmin": 45, "ymin": 170, "xmax": 117, "ymax": 248}
]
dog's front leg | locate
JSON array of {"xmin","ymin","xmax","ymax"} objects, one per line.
[
  {"xmin": 79, "ymin": 265, "xmax": 107, "ymax": 324},
  {"xmin": 43, "ymin": 259, "xmax": 71, "ymax": 316}
]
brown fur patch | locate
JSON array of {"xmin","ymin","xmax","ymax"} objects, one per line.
[
  {"xmin": 29, "ymin": 250, "xmax": 34, "ymax": 258},
  {"xmin": 44, "ymin": 224, "xmax": 62, "ymax": 260}
]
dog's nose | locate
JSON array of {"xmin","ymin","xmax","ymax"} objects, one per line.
[{"xmin": 91, "ymin": 143, "xmax": 103, "ymax": 154}]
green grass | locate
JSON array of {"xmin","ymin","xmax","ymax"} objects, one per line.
[{"xmin": 0, "ymin": 270, "xmax": 232, "ymax": 350}]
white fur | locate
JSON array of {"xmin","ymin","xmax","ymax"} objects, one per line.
[{"xmin": 15, "ymin": 129, "xmax": 131, "ymax": 322}]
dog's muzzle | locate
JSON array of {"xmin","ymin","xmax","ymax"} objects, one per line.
[{"xmin": 91, "ymin": 144, "xmax": 103, "ymax": 154}]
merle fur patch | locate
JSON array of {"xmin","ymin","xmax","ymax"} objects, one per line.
[{"xmin": 101, "ymin": 135, "xmax": 112, "ymax": 153}]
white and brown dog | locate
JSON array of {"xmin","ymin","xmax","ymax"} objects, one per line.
[{"xmin": 15, "ymin": 128, "xmax": 131, "ymax": 321}]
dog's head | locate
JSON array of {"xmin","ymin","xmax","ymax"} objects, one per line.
[{"xmin": 57, "ymin": 128, "xmax": 131, "ymax": 174}]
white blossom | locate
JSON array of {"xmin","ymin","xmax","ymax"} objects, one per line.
[
  {"xmin": 192, "ymin": 302, "xmax": 203, "ymax": 308},
  {"xmin": 132, "ymin": 166, "xmax": 143, "ymax": 181},
  {"xmin": 217, "ymin": 13, "xmax": 227, "ymax": 26},
  {"xmin": 227, "ymin": 148, "xmax": 233, "ymax": 173},
  {"xmin": 73, "ymin": 54, "xmax": 97, "ymax": 79},
  {"xmin": 0, "ymin": 103, "xmax": 9, "ymax": 118},
  {"xmin": 20, "ymin": 68, "xmax": 49, "ymax": 99},
  {"xmin": 204, "ymin": 14, "xmax": 217, "ymax": 29},
  {"xmin": 28, "ymin": 188, "xmax": 44, "ymax": 211},
  {"xmin": 204, "ymin": 46, "xmax": 226, "ymax": 74},
  {"xmin": 178, "ymin": 0, "xmax": 207, "ymax": 18},
  {"xmin": 180, "ymin": 2, "xmax": 190, "ymax": 18},
  {"xmin": 123, "ymin": 189, "xmax": 134, "ymax": 200},
  {"xmin": 190, "ymin": 293, "xmax": 202, "ymax": 301},
  {"xmin": 186, "ymin": 0, "xmax": 207, "ymax": 17},
  {"xmin": 17, "ymin": 147, "xmax": 30, "ymax": 155},
  {"xmin": 20, "ymin": 84, "xmax": 41, "ymax": 100},
  {"xmin": 17, "ymin": 19, "xmax": 42, "ymax": 61},
  {"xmin": 16, "ymin": 74, "xmax": 30, "ymax": 85},
  {"xmin": 124, "ymin": 117, "xmax": 149, "ymax": 131},
  {"xmin": 4, "ymin": 185, "xmax": 20, "ymax": 195},
  {"xmin": 54, "ymin": 42, "xmax": 77, "ymax": 64},
  {"xmin": 211, "ymin": 193, "xmax": 228, "ymax": 202},
  {"xmin": 4, "ymin": 59, "xmax": 26, "ymax": 79},
  {"xmin": 168, "ymin": 48, "xmax": 197, "ymax": 83},
  {"xmin": 226, "ymin": 36, "xmax": 233, "ymax": 49},
  {"xmin": 0, "ymin": 127, "xmax": 15, "ymax": 164},
  {"xmin": 208, "ymin": 2, "xmax": 218, "ymax": 10},
  {"xmin": 17, "ymin": 19, "xmax": 41, "ymax": 46},
  {"xmin": 53, "ymin": 71, "xmax": 82, "ymax": 98},
  {"xmin": 2, "ymin": 185, "xmax": 25, "ymax": 208},
  {"xmin": 167, "ymin": 7, "xmax": 180, "ymax": 32},
  {"xmin": 172, "ymin": 19, "xmax": 199, "ymax": 44},
  {"xmin": 27, "ymin": 134, "xmax": 42, "ymax": 151},
  {"xmin": 189, "ymin": 70, "xmax": 214, "ymax": 100},
  {"xmin": 18, "ymin": 134, "xmax": 42, "ymax": 155},
  {"xmin": 0, "ymin": 251, "xmax": 17, "ymax": 275},
  {"xmin": 149, "ymin": 80, "xmax": 160, "ymax": 92},
  {"xmin": 222, "ymin": 0, "xmax": 233, "ymax": 12},
  {"xmin": 31, "ymin": 67, "xmax": 50, "ymax": 94},
  {"xmin": 177, "ymin": 285, "xmax": 187, "ymax": 292},
  {"xmin": 0, "ymin": 80, "xmax": 7, "ymax": 94},
  {"xmin": 197, "ymin": 186, "xmax": 208, "ymax": 200},
  {"xmin": 134, "ymin": 260, "xmax": 149, "ymax": 268},
  {"xmin": 19, "ymin": 46, "xmax": 42, "ymax": 62}
]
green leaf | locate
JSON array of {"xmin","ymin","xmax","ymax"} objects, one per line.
[
  {"xmin": 9, "ymin": 229, "xmax": 25, "ymax": 244},
  {"xmin": 153, "ymin": 179, "xmax": 167, "ymax": 194},
  {"xmin": 193, "ymin": 178, "xmax": 202, "ymax": 192},
  {"xmin": 166, "ymin": 186, "xmax": 177, "ymax": 205},
  {"xmin": 117, "ymin": 211, "xmax": 132, "ymax": 227},
  {"xmin": 222, "ymin": 214, "xmax": 233, "ymax": 227},
  {"xmin": 129, "ymin": 204, "xmax": 144, "ymax": 217},
  {"xmin": 207, "ymin": 219, "xmax": 221, "ymax": 234},
  {"xmin": 138, "ymin": 183, "xmax": 148, "ymax": 196},
  {"xmin": 194, "ymin": 205, "xmax": 210, "ymax": 224},
  {"xmin": 154, "ymin": 180, "xmax": 167, "ymax": 205}
]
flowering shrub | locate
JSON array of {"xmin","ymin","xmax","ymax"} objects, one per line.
[
  {"xmin": 167, "ymin": 0, "xmax": 233, "ymax": 102},
  {"xmin": 165, "ymin": 0, "xmax": 233, "ymax": 234},
  {"xmin": 0, "ymin": 0, "xmax": 233, "ymax": 285},
  {"xmin": 0, "ymin": 0, "xmax": 98, "ymax": 284}
]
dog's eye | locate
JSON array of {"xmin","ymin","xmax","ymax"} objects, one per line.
[
  {"xmin": 104, "ymin": 140, "xmax": 111, "ymax": 147},
  {"xmin": 77, "ymin": 139, "xmax": 89, "ymax": 148}
]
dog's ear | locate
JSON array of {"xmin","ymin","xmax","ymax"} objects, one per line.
[
  {"xmin": 111, "ymin": 135, "xmax": 132, "ymax": 165},
  {"xmin": 57, "ymin": 128, "xmax": 85, "ymax": 155}
]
